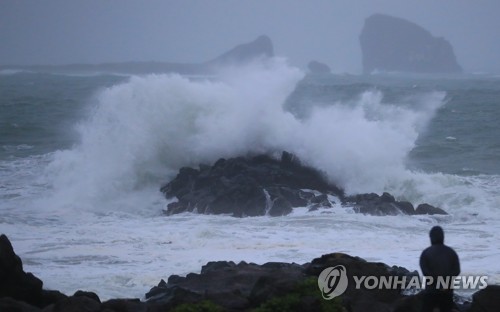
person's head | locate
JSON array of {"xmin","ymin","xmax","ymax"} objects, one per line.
[{"xmin": 429, "ymin": 226, "xmax": 444, "ymax": 245}]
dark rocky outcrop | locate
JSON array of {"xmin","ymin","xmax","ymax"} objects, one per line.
[
  {"xmin": 468, "ymin": 285, "xmax": 500, "ymax": 312},
  {"xmin": 360, "ymin": 14, "xmax": 462, "ymax": 74},
  {"xmin": 0, "ymin": 234, "xmax": 44, "ymax": 307},
  {"xmin": 72, "ymin": 290, "xmax": 101, "ymax": 303},
  {"xmin": 146, "ymin": 261, "xmax": 306, "ymax": 310},
  {"xmin": 0, "ymin": 234, "xmax": 69, "ymax": 310},
  {"xmin": 0, "ymin": 297, "xmax": 42, "ymax": 312},
  {"xmin": 145, "ymin": 252, "xmax": 421, "ymax": 311},
  {"xmin": 161, "ymin": 151, "xmax": 343, "ymax": 217},
  {"xmin": 161, "ymin": 151, "xmax": 447, "ymax": 217},
  {"xmin": 415, "ymin": 203, "xmax": 448, "ymax": 215},
  {"xmin": 43, "ymin": 296, "xmax": 101, "ymax": 312},
  {"xmin": 344, "ymin": 193, "xmax": 448, "ymax": 216},
  {"xmin": 307, "ymin": 60, "xmax": 331, "ymax": 74},
  {"xmin": 146, "ymin": 253, "xmax": 486, "ymax": 312},
  {"xmin": 306, "ymin": 253, "xmax": 420, "ymax": 312}
]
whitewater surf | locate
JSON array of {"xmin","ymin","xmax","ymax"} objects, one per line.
[{"xmin": 1, "ymin": 59, "xmax": 499, "ymax": 299}]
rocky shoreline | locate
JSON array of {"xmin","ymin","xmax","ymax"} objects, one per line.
[{"xmin": 1, "ymin": 234, "xmax": 498, "ymax": 312}]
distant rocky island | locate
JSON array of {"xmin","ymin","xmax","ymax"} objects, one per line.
[
  {"xmin": 0, "ymin": 35, "xmax": 274, "ymax": 75},
  {"xmin": 359, "ymin": 14, "xmax": 462, "ymax": 74},
  {"xmin": 3, "ymin": 18, "xmax": 466, "ymax": 76}
]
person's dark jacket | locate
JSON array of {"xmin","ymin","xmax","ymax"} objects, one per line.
[{"xmin": 419, "ymin": 226, "xmax": 460, "ymax": 290}]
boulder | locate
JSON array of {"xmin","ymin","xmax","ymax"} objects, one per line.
[
  {"xmin": 345, "ymin": 192, "xmax": 419, "ymax": 216},
  {"xmin": 415, "ymin": 203, "xmax": 448, "ymax": 215},
  {"xmin": 0, "ymin": 297, "xmax": 41, "ymax": 312},
  {"xmin": 305, "ymin": 253, "xmax": 421, "ymax": 312},
  {"xmin": 360, "ymin": 14, "xmax": 462, "ymax": 74},
  {"xmin": 469, "ymin": 285, "xmax": 500, "ymax": 312},
  {"xmin": 42, "ymin": 296, "xmax": 100, "ymax": 312},
  {"xmin": 72, "ymin": 290, "xmax": 101, "ymax": 304},
  {"xmin": 344, "ymin": 192, "xmax": 447, "ymax": 216},
  {"xmin": 101, "ymin": 298, "xmax": 147, "ymax": 312}
]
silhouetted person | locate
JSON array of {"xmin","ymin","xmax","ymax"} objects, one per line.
[{"xmin": 420, "ymin": 226, "xmax": 460, "ymax": 312}]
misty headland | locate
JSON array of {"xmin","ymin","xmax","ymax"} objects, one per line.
[{"xmin": 0, "ymin": 35, "xmax": 274, "ymax": 76}]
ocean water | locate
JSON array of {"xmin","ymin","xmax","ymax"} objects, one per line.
[{"xmin": 1, "ymin": 61, "xmax": 499, "ymax": 299}]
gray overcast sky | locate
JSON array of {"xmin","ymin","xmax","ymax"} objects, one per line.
[{"xmin": 1, "ymin": 0, "xmax": 499, "ymax": 73}]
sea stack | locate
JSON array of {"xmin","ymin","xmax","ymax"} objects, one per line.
[
  {"xmin": 359, "ymin": 14, "xmax": 462, "ymax": 74},
  {"xmin": 206, "ymin": 35, "xmax": 274, "ymax": 66}
]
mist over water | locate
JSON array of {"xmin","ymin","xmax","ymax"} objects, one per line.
[{"xmin": 1, "ymin": 60, "xmax": 499, "ymax": 299}]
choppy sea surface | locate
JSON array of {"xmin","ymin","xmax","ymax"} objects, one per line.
[{"xmin": 1, "ymin": 62, "xmax": 499, "ymax": 299}]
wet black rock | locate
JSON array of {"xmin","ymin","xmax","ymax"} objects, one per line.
[
  {"xmin": 161, "ymin": 151, "xmax": 343, "ymax": 217},
  {"xmin": 73, "ymin": 290, "xmax": 101, "ymax": 303},
  {"xmin": 468, "ymin": 285, "xmax": 500, "ymax": 312},
  {"xmin": 43, "ymin": 296, "xmax": 101, "ymax": 312},
  {"xmin": 305, "ymin": 253, "xmax": 418, "ymax": 312},
  {"xmin": 0, "ymin": 234, "xmax": 44, "ymax": 307},
  {"xmin": 415, "ymin": 203, "xmax": 448, "ymax": 215},
  {"xmin": 0, "ymin": 234, "xmax": 99, "ymax": 311},
  {"xmin": 161, "ymin": 152, "xmax": 447, "ymax": 217},
  {"xmin": 146, "ymin": 260, "xmax": 306, "ymax": 310},
  {"xmin": 145, "ymin": 252, "xmax": 426, "ymax": 312},
  {"xmin": 344, "ymin": 192, "xmax": 447, "ymax": 216}
]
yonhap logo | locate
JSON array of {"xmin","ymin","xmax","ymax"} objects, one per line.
[
  {"xmin": 317, "ymin": 265, "xmax": 348, "ymax": 300},
  {"xmin": 317, "ymin": 265, "xmax": 487, "ymax": 301}
]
